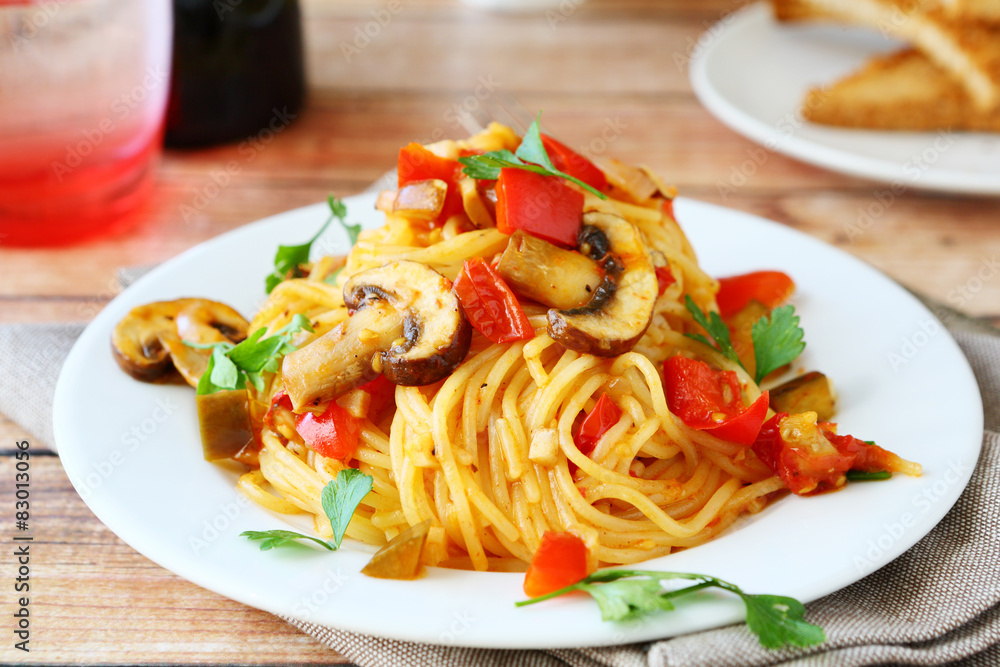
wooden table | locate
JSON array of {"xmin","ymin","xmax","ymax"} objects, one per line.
[{"xmin": 2, "ymin": 0, "xmax": 998, "ymax": 663}]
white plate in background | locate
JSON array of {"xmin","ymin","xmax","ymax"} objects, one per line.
[
  {"xmin": 689, "ymin": 2, "xmax": 1000, "ymax": 195},
  {"xmin": 54, "ymin": 193, "xmax": 982, "ymax": 648}
]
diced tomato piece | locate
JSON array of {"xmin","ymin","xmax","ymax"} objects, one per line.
[
  {"xmin": 574, "ymin": 393, "xmax": 622, "ymax": 454},
  {"xmin": 822, "ymin": 428, "xmax": 914, "ymax": 475},
  {"xmin": 539, "ymin": 134, "xmax": 608, "ymax": 193},
  {"xmin": 752, "ymin": 412, "xmax": 853, "ymax": 495},
  {"xmin": 523, "ymin": 531, "xmax": 590, "ymax": 597},
  {"xmin": 454, "ymin": 257, "xmax": 534, "ymax": 344},
  {"xmin": 663, "ymin": 356, "xmax": 769, "ymax": 446},
  {"xmin": 661, "ymin": 197, "xmax": 675, "ymax": 221},
  {"xmin": 264, "ymin": 390, "xmax": 293, "ymax": 428},
  {"xmin": 397, "ymin": 143, "xmax": 464, "ymax": 224},
  {"xmin": 716, "ymin": 271, "xmax": 795, "ymax": 319},
  {"xmin": 295, "ymin": 402, "xmax": 362, "ymax": 461},
  {"xmin": 360, "ymin": 374, "xmax": 395, "ymax": 419},
  {"xmin": 655, "ymin": 266, "xmax": 676, "ymax": 296},
  {"xmin": 495, "ymin": 168, "xmax": 583, "ymax": 248}
]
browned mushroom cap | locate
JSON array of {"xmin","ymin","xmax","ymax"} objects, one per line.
[
  {"xmin": 496, "ymin": 230, "xmax": 603, "ymax": 310},
  {"xmin": 111, "ymin": 299, "xmax": 249, "ymax": 386},
  {"xmin": 546, "ymin": 212, "xmax": 657, "ymax": 357},
  {"xmin": 281, "ymin": 260, "xmax": 472, "ymax": 410}
]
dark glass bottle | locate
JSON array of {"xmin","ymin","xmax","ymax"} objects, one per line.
[{"xmin": 165, "ymin": 0, "xmax": 305, "ymax": 148}]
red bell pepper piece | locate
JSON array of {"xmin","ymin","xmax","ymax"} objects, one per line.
[
  {"xmin": 295, "ymin": 402, "xmax": 362, "ymax": 461},
  {"xmin": 715, "ymin": 271, "xmax": 795, "ymax": 319},
  {"xmin": 574, "ymin": 393, "xmax": 622, "ymax": 455},
  {"xmin": 655, "ymin": 266, "xmax": 676, "ymax": 296},
  {"xmin": 523, "ymin": 531, "xmax": 590, "ymax": 597},
  {"xmin": 539, "ymin": 134, "xmax": 608, "ymax": 193},
  {"xmin": 397, "ymin": 143, "xmax": 464, "ymax": 224},
  {"xmin": 495, "ymin": 168, "xmax": 583, "ymax": 248},
  {"xmin": 454, "ymin": 257, "xmax": 534, "ymax": 344},
  {"xmin": 663, "ymin": 356, "xmax": 769, "ymax": 446},
  {"xmin": 752, "ymin": 412, "xmax": 854, "ymax": 495}
]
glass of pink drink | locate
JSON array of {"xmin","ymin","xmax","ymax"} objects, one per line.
[{"xmin": 0, "ymin": 0, "xmax": 172, "ymax": 246}]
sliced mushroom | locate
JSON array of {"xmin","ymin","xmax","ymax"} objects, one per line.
[
  {"xmin": 281, "ymin": 260, "xmax": 472, "ymax": 410},
  {"xmin": 547, "ymin": 212, "xmax": 657, "ymax": 357},
  {"xmin": 598, "ymin": 158, "xmax": 658, "ymax": 203},
  {"xmin": 497, "ymin": 230, "xmax": 602, "ymax": 310},
  {"xmin": 111, "ymin": 298, "xmax": 248, "ymax": 386}
]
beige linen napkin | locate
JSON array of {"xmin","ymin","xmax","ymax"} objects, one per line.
[{"xmin": 2, "ymin": 279, "xmax": 999, "ymax": 666}]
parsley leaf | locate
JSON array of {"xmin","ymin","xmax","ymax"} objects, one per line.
[
  {"xmin": 517, "ymin": 569, "xmax": 826, "ymax": 650},
  {"xmin": 240, "ymin": 529, "xmax": 336, "ymax": 551},
  {"xmin": 265, "ymin": 196, "xmax": 358, "ymax": 294},
  {"xmin": 241, "ymin": 468, "xmax": 374, "ymax": 551},
  {"xmin": 683, "ymin": 295, "xmax": 745, "ymax": 371},
  {"xmin": 458, "ymin": 112, "xmax": 608, "ymax": 200},
  {"xmin": 191, "ymin": 313, "xmax": 313, "ymax": 396},
  {"xmin": 751, "ymin": 305, "xmax": 806, "ymax": 384},
  {"xmin": 683, "ymin": 296, "xmax": 806, "ymax": 385},
  {"xmin": 578, "ymin": 577, "xmax": 676, "ymax": 621},
  {"xmin": 741, "ymin": 593, "xmax": 827, "ymax": 650},
  {"xmin": 322, "ymin": 468, "xmax": 375, "ymax": 549}
]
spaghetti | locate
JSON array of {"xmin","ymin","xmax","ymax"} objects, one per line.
[{"xmin": 238, "ymin": 123, "xmax": 788, "ymax": 572}]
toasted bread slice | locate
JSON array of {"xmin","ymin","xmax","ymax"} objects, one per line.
[
  {"xmin": 940, "ymin": 0, "xmax": 1000, "ymax": 24},
  {"xmin": 804, "ymin": 48, "xmax": 1000, "ymax": 130},
  {"xmin": 771, "ymin": 0, "xmax": 1000, "ymax": 110}
]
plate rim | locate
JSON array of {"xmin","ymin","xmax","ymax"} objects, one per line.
[
  {"xmin": 688, "ymin": 2, "xmax": 1000, "ymax": 196},
  {"xmin": 53, "ymin": 193, "xmax": 984, "ymax": 648}
]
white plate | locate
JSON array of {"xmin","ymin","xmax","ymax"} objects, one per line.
[
  {"xmin": 55, "ymin": 193, "xmax": 982, "ymax": 648},
  {"xmin": 689, "ymin": 2, "xmax": 1000, "ymax": 195}
]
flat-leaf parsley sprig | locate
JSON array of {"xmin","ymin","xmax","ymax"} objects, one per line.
[
  {"xmin": 265, "ymin": 196, "xmax": 361, "ymax": 294},
  {"xmin": 190, "ymin": 313, "xmax": 314, "ymax": 395},
  {"xmin": 517, "ymin": 569, "xmax": 826, "ymax": 650},
  {"xmin": 684, "ymin": 296, "xmax": 806, "ymax": 384},
  {"xmin": 459, "ymin": 112, "xmax": 608, "ymax": 200},
  {"xmin": 241, "ymin": 469, "xmax": 374, "ymax": 551}
]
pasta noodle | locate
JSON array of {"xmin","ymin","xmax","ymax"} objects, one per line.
[{"xmin": 235, "ymin": 123, "xmax": 787, "ymax": 572}]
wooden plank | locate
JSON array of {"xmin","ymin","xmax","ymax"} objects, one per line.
[{"xmin": 0, "ymin": 456, "xmax": 345, "ymax": 664}]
